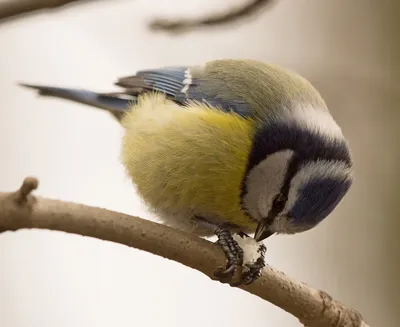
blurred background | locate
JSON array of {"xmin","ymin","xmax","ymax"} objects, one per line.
[{"xmin": 0, "ymin": 0, "xmax": 399, "ymax": 326}]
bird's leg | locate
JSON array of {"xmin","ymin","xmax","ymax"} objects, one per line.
[
  {"xmin": 194, "ymin": 217, "xmax": 266, "ymax": 285},
  {"xmin": 213, "ymin": 226, "xmax": 244, "ymax": 282},
  {"xmin": 194, "ymin": 216, "xmax": 243, "ymax": 283}
]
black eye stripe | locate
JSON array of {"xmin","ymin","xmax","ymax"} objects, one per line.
[
  {"xmin": 263, "ymin": 155, "xmax": 302, "ymax": 223},
  {"xmin": 272, "ymin": 194, "xmax": 286, "ymax": 212},
  {"xmin": 279, "ymin": 154, "xmax": 302, "ymax": 200}
]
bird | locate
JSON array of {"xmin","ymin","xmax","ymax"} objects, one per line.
[{"xmin": 20, "ymin": 59, "xmax": 354, "ymax": 286}]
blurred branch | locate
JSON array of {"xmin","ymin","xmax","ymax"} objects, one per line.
[
  {"xmin": 0, "ymin": 0, "xmax": 275, "ymax": 33},
  {"xmin": 0, "ymin": 177, "xmax": 370, "ymax": 327},
  {"xmin": 0, "ymin": 0, "xmax": 92, "ymax": 24},
  {"xmin": 149, "ymin": 0, "xmax": 276, "ymax": 34}
]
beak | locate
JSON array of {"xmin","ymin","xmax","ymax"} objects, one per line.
[{"xmin": 254, "ymin": 221, "xmax": 274, "ymax": 242}]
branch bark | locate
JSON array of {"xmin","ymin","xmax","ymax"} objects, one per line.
[{"xmin": 0, "ymin": 177, "xmax": 369, "ymax": 327}]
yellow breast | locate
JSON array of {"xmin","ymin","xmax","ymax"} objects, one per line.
[{"xmin": 120, "ymin": 93, "xmax": 257, "ymax": 230}]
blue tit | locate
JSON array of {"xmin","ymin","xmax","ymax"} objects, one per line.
[{"xmin": 20, "ymin": 59, "xmax": 353, "ymax": 285}]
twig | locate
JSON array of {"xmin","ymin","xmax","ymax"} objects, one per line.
[
  {"xmin": 0, "ymin": 0, "xmax": 93, "ymax": 24},
  {"xmin": 149, "ymin": 0, "xmax": 276, "ymax": 34},
  {"xmin": 0, "ymin": 177, "xmax": 369, "ymax": 327},
  {"xmin": 13, "ymin": 177, "xmax": 39, "ymax": 204},
  {"xmin": 0, "ymin": 0, "xmax": 275, "ymax": 33}
]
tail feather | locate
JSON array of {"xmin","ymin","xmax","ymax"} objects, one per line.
[{"xmin": 19, "ymin": 83, "xmax": 135, "ymax": 119}]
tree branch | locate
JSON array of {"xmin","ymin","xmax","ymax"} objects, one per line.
[
  {"xmin": 149, "ymin": 0, "xmax": 276, "ymax": 34},
  {"xmin": 0, "ymin": 0, "xmax": 95, "ymax": 24},
  {"xmin": 0, "ymin": 177, "xmax": 369, "ymax": 327},
  {"xmin": 0, "ymin": 0, "xmax": 275, "ymax": 33}
]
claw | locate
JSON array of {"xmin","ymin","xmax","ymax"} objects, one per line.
[
  {"xmin": 229, "ymin": 243, "xmax": 267, "ymax": 287},
  {"xmin": 214, "ymin": 263, "xmax": 236, "ymax": 278},
  {"xmin": 193, "ymin": 216, "xmax": 267, "ymax": 286}
]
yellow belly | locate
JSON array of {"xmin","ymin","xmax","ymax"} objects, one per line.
[{"xmin": 120, "ymin": 93, "xmax": 257, "ymax": 232}]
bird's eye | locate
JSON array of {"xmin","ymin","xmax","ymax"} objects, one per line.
[{"xmin": 273, "ymin": 193, "xmax": 287, "ymax": 212}]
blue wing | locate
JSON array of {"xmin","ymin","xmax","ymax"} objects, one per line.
[
  {"xmin": 19, "ymin": 66, "xmax": 191, "ymax": 115},
  {"xmin": 119, "ymin": 66, "xmax": 251, "ymax": 117},
  {"xmin": 20, "ymin": 65, "xmax": 251, "ymax": 118},
  {"xmin": 116, "ymin": 66, "xmax": 189, "ymax": 99}
]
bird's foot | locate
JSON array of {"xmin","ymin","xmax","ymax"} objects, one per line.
[
  {"xmin": 213, "ymin": 227, "xmax": 244, "ymax": 283},
  {"xmin": 214, "ymin": 229, "xmax": 267, "ymax": 286},
  {"xmin": 230, "ymin": 241, "xmax": 266, "ymax": 286}
]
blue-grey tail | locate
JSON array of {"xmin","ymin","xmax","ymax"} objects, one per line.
[{"xmin": 19, "ymin": 83, "xmax": 136, "ymax": 120}]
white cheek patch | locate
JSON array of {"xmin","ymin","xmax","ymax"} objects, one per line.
[{"xmin": 243, "ymin": 150, "xmax": 294, "ymax": 220}]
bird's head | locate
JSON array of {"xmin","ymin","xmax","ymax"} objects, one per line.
[{"xmin": 240, "ymin": 113, "xmax": 353, "ymax": 242}]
